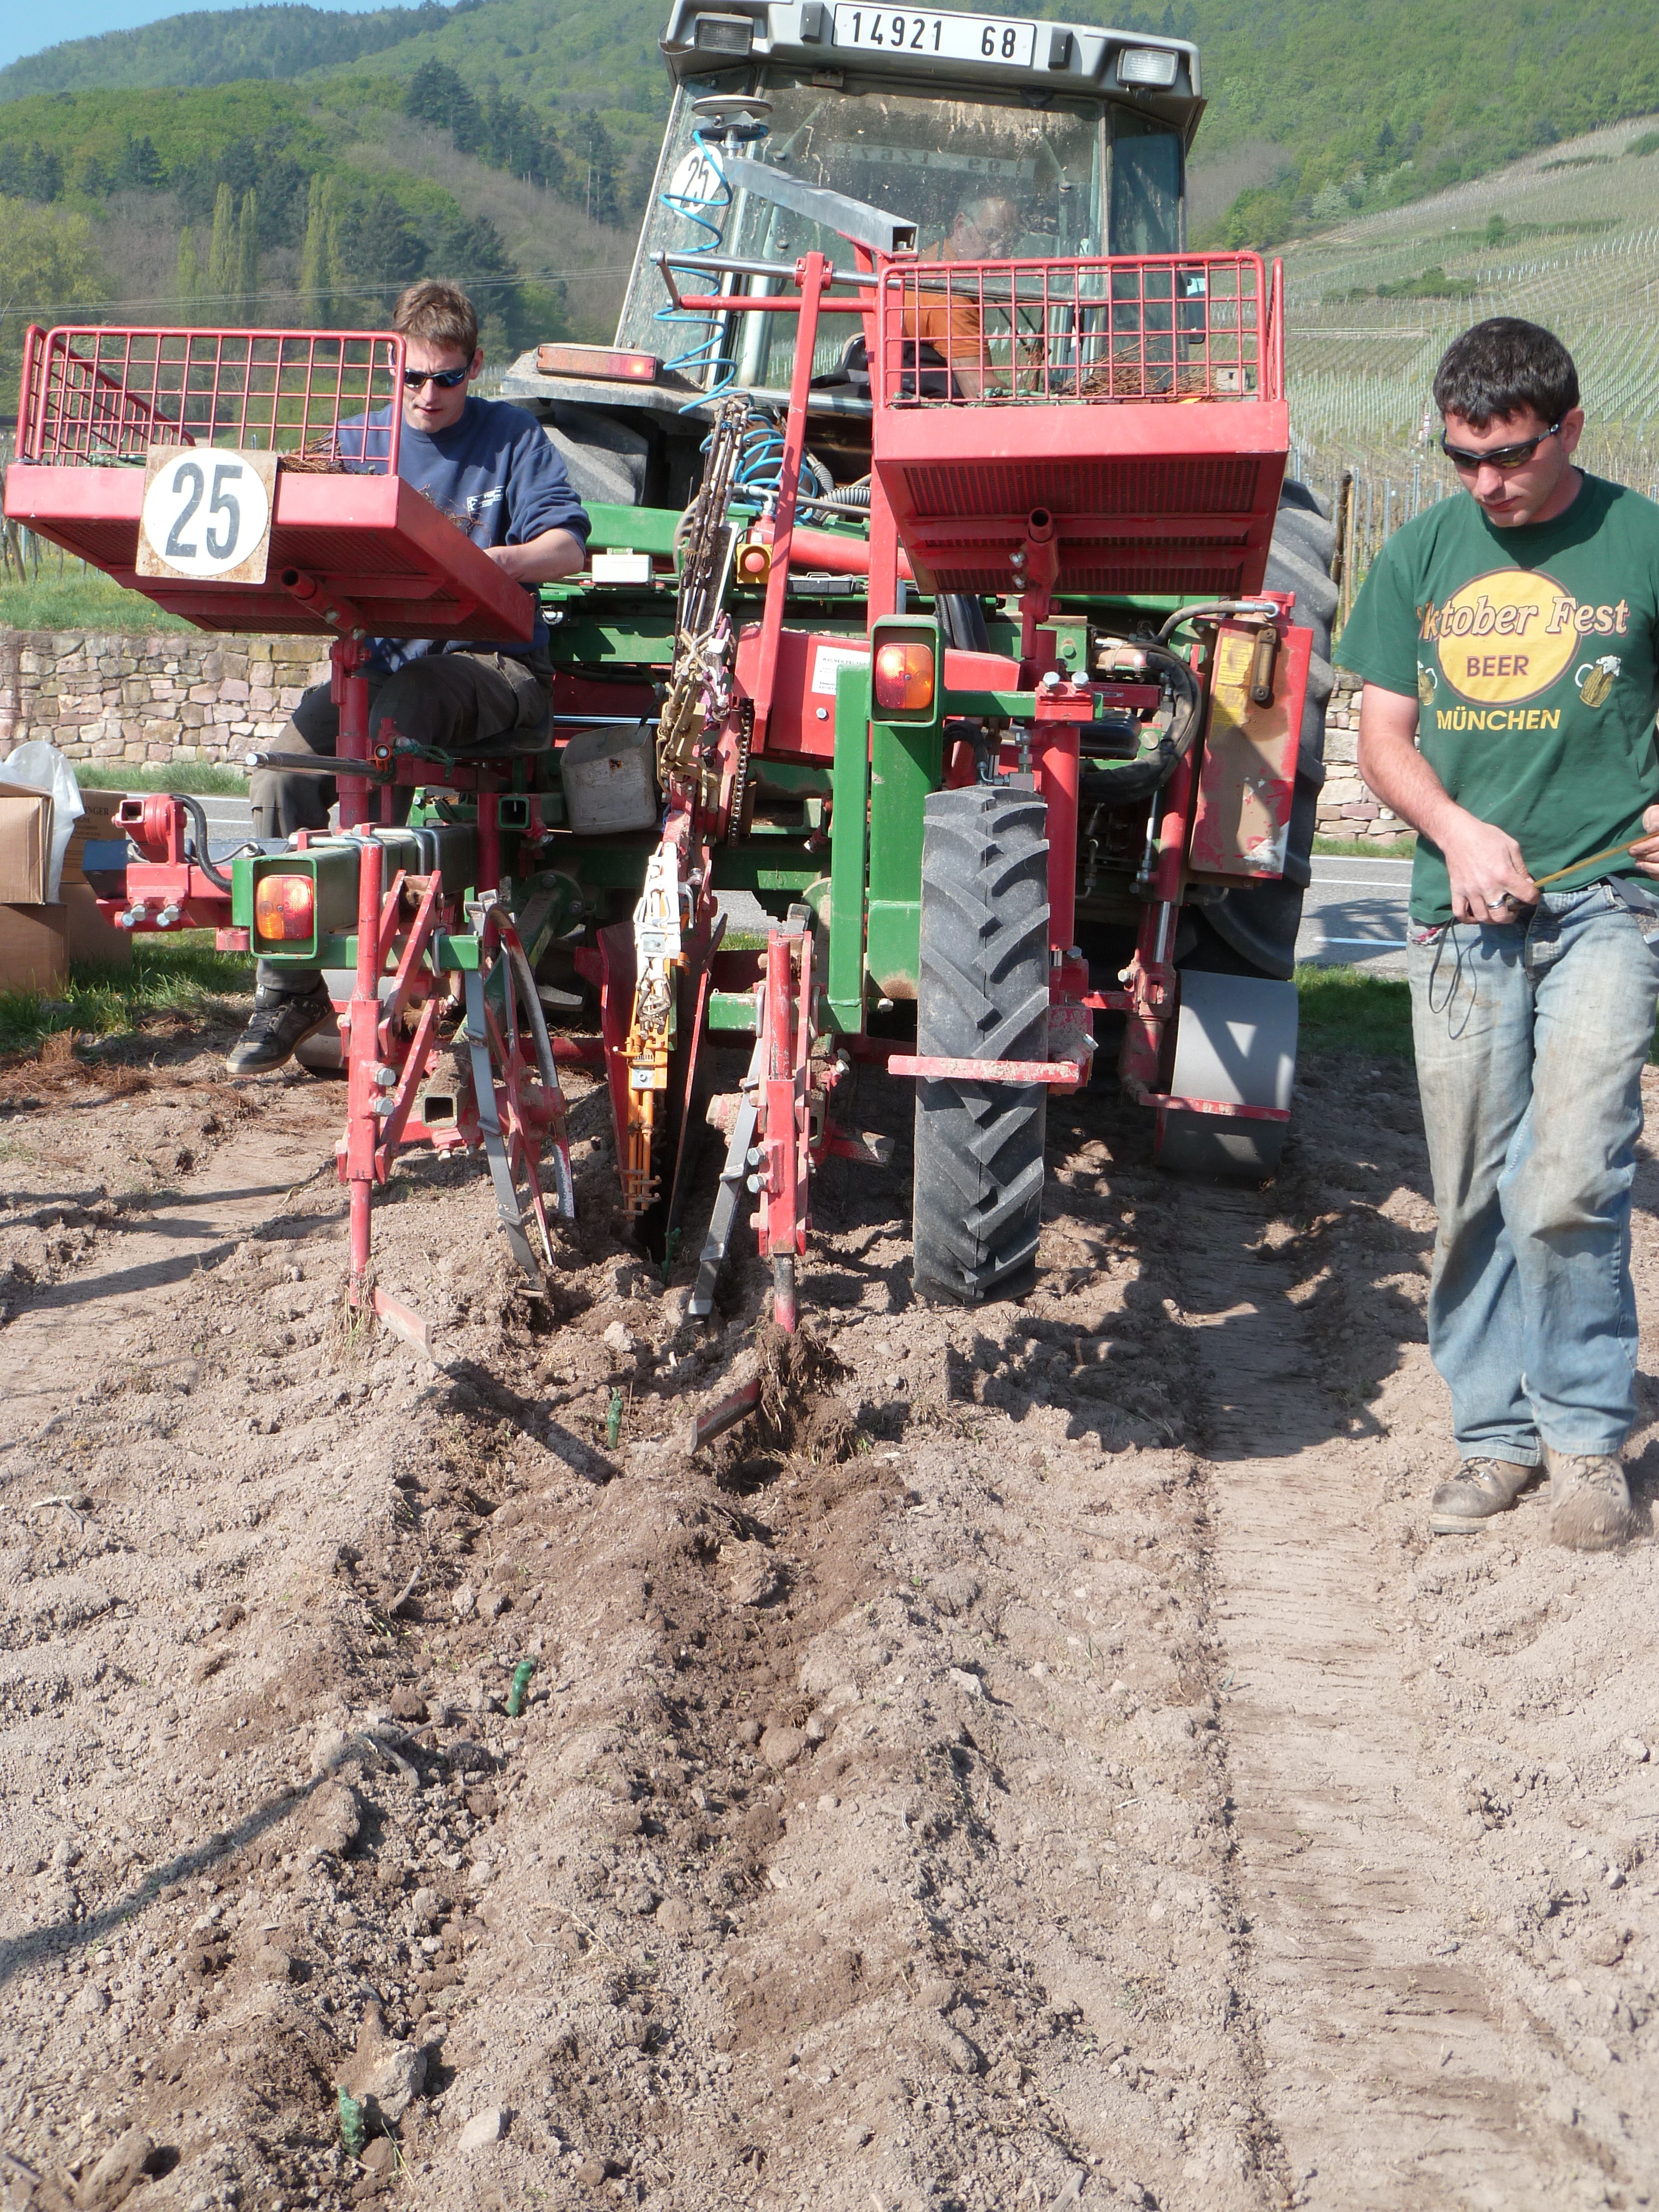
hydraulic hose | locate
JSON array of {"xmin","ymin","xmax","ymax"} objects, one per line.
[
  {"xmin": 654, "ymin": 126, "xmax": 739, "ymax": 408},
  {"xmin": 1077, "ymin": 643, "xmax": 1203, "ymax": 805},
  {"xmin": 177, "ymin": 792, "xmax": 235, "ymax": 892}
]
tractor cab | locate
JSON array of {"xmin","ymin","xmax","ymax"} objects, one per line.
[{"xmin": 501, "ymin": 1, "xmax": 1203, "ymax": 500}]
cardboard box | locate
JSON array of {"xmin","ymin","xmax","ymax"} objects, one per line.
[
  {"xmin": 0, "ymin": 886, "xmax": 132, "ymax": 993},
  {"xmin": 61, "ymin": 790, "xmax": 129, "ymax": 889},
  {"xmin": 66, "ymin": 883, "xmax": 132, "ymax": 970},
  {"xmin": 0, "ymin": 789, "xmax": 52, "ymax": 904}
]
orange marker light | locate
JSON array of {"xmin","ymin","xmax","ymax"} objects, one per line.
[
  {"xmin": 874, "ymin": 640, "xmax": 935, "ymax": 714},
  {"xmin": 254, "ymin": 874, "xmax": 316, "ymax": 943}
]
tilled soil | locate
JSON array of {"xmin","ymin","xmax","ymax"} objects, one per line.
[{"xmin": 4, "ymin": 1017, "xmax": 1659, "ymax": 2212}]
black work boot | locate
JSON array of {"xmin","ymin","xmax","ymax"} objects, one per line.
[{"xmin": 225, "ymin": 983, "xmax": 335, "ymax": 1077}]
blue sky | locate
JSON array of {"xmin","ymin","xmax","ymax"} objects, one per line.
[{"xmin": 1, "ymin": 1, "xmax": 398, "ymax": 75}]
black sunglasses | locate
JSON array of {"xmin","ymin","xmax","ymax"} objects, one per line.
[
  {"xmin": 1440, "ymin": 420, "xmax": 1561, "ymax": 471},
  {"xmin": 402, "ymin": 364, "xmax": 471, "ymax": 390}
]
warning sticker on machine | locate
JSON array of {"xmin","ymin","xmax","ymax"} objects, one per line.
[
  {"xmin": 1212, "ymin": 630, "xmax": 1256, "ymax": 712},
  {"xmin": 811, "ymin": 642, "xmax": 869, "ymax": 696}
]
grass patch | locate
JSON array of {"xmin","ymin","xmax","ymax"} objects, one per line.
[
  {"xmin": 0, "ymin": 931, "xmax": 251, "ymax": 1056},
  {"xmin": 74, "ymin": 760, "xmax": 250, "ymax": 797},
  {"xmin": 1295, "ymin": 962, "xmax": 1659, "ymax": 1068},
  {"xmin": 0, "ymin": 571, "xmax": 197, "ymax": 635},
  {"xmin": 1312, "ymin": 834, "xmax": 1416, "ymax": 859},
  {"xmin": 1296, "ymin": 963, "xmax": 1414, "ymax": 1057}
]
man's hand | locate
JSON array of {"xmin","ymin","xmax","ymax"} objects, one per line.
[
  {"xmin": 485, "ymin": 527, "xmax": 586, "ymax": 586},
  {"xmin": 1356, "ymin": 683, "xmax": 1537, "ymax": 924},
  {"xmin": 1438, "ymin": 808, "xmax": 1539, "ymax": 924},
  {"xmin": 1629, "ymin": 802, "xmax": 1659, "ymax": 878}
]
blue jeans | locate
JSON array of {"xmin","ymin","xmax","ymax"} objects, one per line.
[{"xmin": 1407, "ymin": 883, "xmax": 1659, "ymax": 1462}]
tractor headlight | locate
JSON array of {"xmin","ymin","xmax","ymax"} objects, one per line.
[
  {"xmin": 1117, "ymin": 45, "xmax": 1180, "ymax": 86},
  {"xmin": 693, "ymin": 12, "xmax": 754, "ymax": 54}
]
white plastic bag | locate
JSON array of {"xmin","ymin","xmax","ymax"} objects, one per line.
[{"xmin": 0, "ymin": 740, "xmax": 84, "ymax": 901}]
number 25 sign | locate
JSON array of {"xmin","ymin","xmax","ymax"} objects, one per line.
[{"xmin": 137, "ymin": 445, "xmax": 280, "ymax": 586}]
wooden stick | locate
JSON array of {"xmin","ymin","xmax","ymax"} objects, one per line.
[{"xmin": 1531, "ymin": 837, "xmax": 1648, "ymax": 889}]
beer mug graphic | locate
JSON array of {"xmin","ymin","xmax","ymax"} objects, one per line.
[
  {"xmin": 1417, "ymin": 664, "xmax": 1437, "ymax": 706},
  {"xmin": 1578, "ymin": 654, "xmax": 1620, "ymax": 707}
]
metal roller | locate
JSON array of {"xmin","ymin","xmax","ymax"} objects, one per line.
[{"xmin": 1155, "ymin": 970, "xmax": 1299, "ymax": 1181}]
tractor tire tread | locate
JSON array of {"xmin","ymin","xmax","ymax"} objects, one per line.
[{"xmin": 913, "ymin": 788, "xmax": 1050, "ymax": 1305}]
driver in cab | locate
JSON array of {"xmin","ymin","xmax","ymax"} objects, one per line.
[{"xmin": 899, "ymin": 192, "xmax": 1021, "ymax": 398}]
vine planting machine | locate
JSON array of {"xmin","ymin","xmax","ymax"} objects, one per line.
[{"xmin": 4, "ymin": 0, "xmax": 1334, "ymax": 1375}]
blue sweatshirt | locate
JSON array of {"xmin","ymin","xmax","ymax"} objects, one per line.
[{"xmin": 355, "ymin": 396, "xmax": 589, "ymax": 672}]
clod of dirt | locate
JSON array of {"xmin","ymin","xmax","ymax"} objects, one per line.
[
  {"xmin": 77, "ymin": 2128, "xmax": 152, "ymax": 2212},
  {"xmin": 304, "ymin": 1780, "xmax": 361, "ymax": 1856},
  {"xmin": 345, "ymin": 2039, "xmax": 426, "ymax": 2124},
  {"xmin": 310, "ymin": 1726, "xmax": 351, "ymax": 1777},
  {"xmin": 759, "ymin": 1722, "xmax": 806, "ymax": 1770},
  {"xmin": 455, "ymin": 2110, "xmax": 506, "ymax": 2154},
  {"xmin": 723, "ymin": 1539, "xmax": 782, "ymax": 1607}
]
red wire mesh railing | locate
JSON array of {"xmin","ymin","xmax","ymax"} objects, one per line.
[
  {"xmin": 16, "ymin": 328, "xmax": 405, "ymax": 472},
  {"xmin": 874, "ymin": 254, "xmax": 1276, "ymax": 410}
]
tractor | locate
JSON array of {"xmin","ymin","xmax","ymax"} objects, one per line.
[{"xmin": 2, "ymin": 1, "xmax": 1335, "ymax": 1367}]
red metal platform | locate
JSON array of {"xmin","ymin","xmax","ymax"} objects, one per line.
[
  {"xmin": 870, "ymin": 253, "xmax": 1287, "ymax": 600},
  {"xmin": 5, "ymin": 325, "xmax": 534, "ymax": 645}
]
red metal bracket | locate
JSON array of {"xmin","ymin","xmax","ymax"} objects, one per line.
[
  {"xmin": 373, "ymin": 992, "xmax": 444, "ymax": 1183},
  {"xmin": 379, "ymin": 870, "xmax": 440, "ymax": 1048}
]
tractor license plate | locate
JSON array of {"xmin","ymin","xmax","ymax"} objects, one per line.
[{"xmin": 832, "ymin": 5, "xmax": 1036, "ymax": 66}]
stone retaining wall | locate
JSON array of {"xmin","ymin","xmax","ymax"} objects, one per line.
[
  {"xmin": 1320, "ymin": 668, "xmax": 1410, "ymax": 844},
  {"xmin": 0, "ymin": 629, "xmax": 328, "ymax": 768},
  {"xmin": 0, "ymin": 629, "xmax": 1408, "ymax": 847}
]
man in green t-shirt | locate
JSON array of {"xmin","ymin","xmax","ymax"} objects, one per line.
[{"xmin": 1341, "ymin": 317, "xmax": 1659, "ymax": 1551}]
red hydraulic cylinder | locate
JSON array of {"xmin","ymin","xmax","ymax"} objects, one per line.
[
  {"xmin": 1032, "ymin": 722, "xmax": 1080, "ymax": 953},
  {"xmin": 779, "ymin": 524, "xmax": 913, "ymax": 582}
]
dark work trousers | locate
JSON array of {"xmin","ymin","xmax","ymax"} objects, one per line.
[{"xmin": 249, "ymin": 652, "xmax": 551, "ymax": 996}]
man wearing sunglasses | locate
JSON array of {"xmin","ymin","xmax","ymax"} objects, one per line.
[
  {"xmin": 232, "ymin": 279, "xmax": 589, "ymax": 1076},
  {"xmin": 1342, "ymin": 317, "xmax": 1659, "ymax": 1551}
]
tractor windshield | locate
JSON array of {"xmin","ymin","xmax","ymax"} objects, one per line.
[{"xmin": 618, "ymin": 76, "xmax": 1178, "ymax": 387}]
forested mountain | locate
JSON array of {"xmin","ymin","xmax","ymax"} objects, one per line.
[
  {"xmin": 5, "ymin": 0, "xmax": 1658, "ymax": 249},
  {"xmin": 0, "ymin": 6, "xmax": 471, "ymax": 97},
  {"xmin": 0, "ymin": 65, "xmax": 641, "ymax": 389}
]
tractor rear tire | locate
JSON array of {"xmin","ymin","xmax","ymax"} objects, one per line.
[
  {"xmin": 912, "ymin": 787, "xmax": 1050, "ymax": 1306},
  {"xmin": 1195, "ymin": 478, "xmax": 1338, "ymax": 979}
]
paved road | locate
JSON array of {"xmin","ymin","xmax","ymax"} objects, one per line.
[
  {"xmin": 192, "ymin": 799, "xmax": 1413, "ymax": 974},
  {"xmin": 1297, "ymin": 852, "xmax": 1411, "ymax": 977}
]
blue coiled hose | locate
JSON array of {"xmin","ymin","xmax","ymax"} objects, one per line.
[{"xmin": 655, "ymin": 127, "xmax": 739, "ymax": 411}]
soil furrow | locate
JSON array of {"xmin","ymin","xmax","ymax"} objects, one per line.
[
  {"xmin": 5, "ymin": 1043, "xmax": 1659, "ymax": 2212},
  {"xmin": 1172, "ymin": 1150, "xmax": 1656, "ymax": 2210}
]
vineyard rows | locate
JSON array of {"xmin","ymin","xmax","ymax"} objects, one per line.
[{"xmin": 1280, "ymin": 111, "xmax": 1659, "ymax": 485}]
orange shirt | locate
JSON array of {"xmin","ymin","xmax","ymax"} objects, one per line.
[{"xmin": 899, "ymin": 243, "xmax": 984, "ymax": 372}]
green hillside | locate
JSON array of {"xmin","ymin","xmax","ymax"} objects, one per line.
[
  {"xmin": 0, "ymin": 5, "xmax": 466, "ymax": 97},
  {"xmin": 6, "ymin": 0, "xmax": 1659, "ymax": 250},
  {"xmin": 1180, "ymin": 0, "xmax": 1659, "ymax": 246},
  {"xmin": 0, "ymin": 1, "xmax": 673, "ymax": 186}
]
